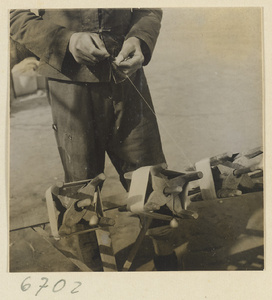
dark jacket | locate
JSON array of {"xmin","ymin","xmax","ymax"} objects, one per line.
[{"xmin": 10, "ymin": 9, "xmax": 162, "ymax": 82}]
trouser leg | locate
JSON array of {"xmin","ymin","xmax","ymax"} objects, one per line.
[
  {"xmin": 106, "ymin": 71, "xmax": 178, "ymax": 270},
  {"xmin": 48, "ymin": 70, "xmax": 165, "ymax": 183},
  {"xmin": 107, "ymin": 68, "xmax": 166, "ymax": 175},
  {"xmin": 47, "ymin": 79, "xmax": 115, "ymax": 270},
  {"xmin": 146, "ymin": 225, "xmax": 179, "ymax": 270},
  {"xmin": 47, "ymin": 73, "xmax": 176, "ymax": 270},
  {"xmin": 48, "ymin": 79, "xmax": 115, "ymax": 182}
]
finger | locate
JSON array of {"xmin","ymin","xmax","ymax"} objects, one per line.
[
  {"xmin": 75, "ymin": 56, "xmax": 98, "ymax": 66},
  {"xmin": 122, "ymin": 68, "xmax": 137, "ymax": 77},
  {"xmin": 77, "ymin": 43, "xmax": 101, "ymax": 61},
  {"xmin": 90, "ymin": 34, "xmax": 109, "ymax": 53},
  {"xmin": 118, "ymin": 53, "xmax": 143, "ymax": 68},
  {"xmin": 77, "ymin": 41, "xmax": 107, "ymax": 61},
  {"xmin": 115, "ymin": 43, "xmax": 133, "ymax": 65},
  {"xmin": 75, "ymin": 53, "xmax": 99, "ymax": 66},
  {"xmin": 115, "ymin": 53, "xmax": 125, "ymax": 66},
  {"xmin": 117, "ymin": 62, "xmax": 141, "ymax": 77},
  {"xmin": 89, "ymin": 33, "xmax": 107, "ymax": 50},
  {"xmin": 90, "ymin": 47, "xmax": 110, "ymax": 60},
  {"xmin": 117, "ymin": 59, "xmax": 133, "ymax": 68},
  {"xmin": 117, "ymin": 64, "xmax": 138, "ymax": 77}
]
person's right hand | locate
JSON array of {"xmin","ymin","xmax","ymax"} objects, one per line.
[{"xmin": 69, "ymin": 32, "xmax": 110, "ymax": 66}]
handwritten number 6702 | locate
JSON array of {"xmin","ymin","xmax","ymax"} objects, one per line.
[{"xmin": 21, "ymin": 277, "xmax": 82, "ymax": 295}]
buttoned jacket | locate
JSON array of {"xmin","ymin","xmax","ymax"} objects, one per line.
[{"xmin": 10, "ymin": 9, "xmax": 162, "ymax": 82}]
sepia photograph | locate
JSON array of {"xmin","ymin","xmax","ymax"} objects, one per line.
[{"xmin": 8, "ymin": 7, "xmax": 264, "ymax": 276}]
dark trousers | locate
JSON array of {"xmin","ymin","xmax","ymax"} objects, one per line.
[
  {"xmin": 48, "ymin": 70, "xmax": 178, "ymax": 262},
  {"xmin": 48, "ymin": 69, "xmax": 165, "ymax": 185}
]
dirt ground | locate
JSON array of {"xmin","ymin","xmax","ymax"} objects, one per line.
[{"xmin": 9, "ymin": 8, "xmax": 263, "ymax": 272}]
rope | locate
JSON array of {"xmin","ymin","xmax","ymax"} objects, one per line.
[{"xmin": 125, "ymin": 74, "xmax": 196, "ymax": 170}]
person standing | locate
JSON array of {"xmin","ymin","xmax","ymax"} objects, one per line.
[{"xmin": 10, "ymin": 8, "xmax": 178, "ymax": 270}]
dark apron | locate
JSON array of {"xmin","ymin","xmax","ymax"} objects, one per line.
[{"xmin": 48, "ymin": 68, "xmax": 166, "ymax": 186}]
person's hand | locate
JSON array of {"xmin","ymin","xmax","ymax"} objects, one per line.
[
  {"xmin": 114, "ymin": 37, "xmax": 144, "ymax": 77},
  {"xmin": 69, "ymin": 32, "xmax": 110, "ymax": 66}
]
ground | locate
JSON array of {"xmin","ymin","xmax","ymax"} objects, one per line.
[{"xmin": 9, "ymin": 8, "xmax": 263, "ymax": 272}]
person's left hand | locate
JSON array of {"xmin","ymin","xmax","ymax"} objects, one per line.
[{"xmin": 114, "ymin": 37, "xmax": 144, "ymax": 77}]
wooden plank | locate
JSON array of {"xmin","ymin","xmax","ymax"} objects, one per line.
[
  {"xmin": 34, "ymin": 227, "xmax": 92, "ymax": 272},
  {"xmin": 10, "ymin": 227, "xmax": 82, "ymax": 272},
  {"xmin": 9, "ymin": 204, "xmax": 49, "ymax": 231}
]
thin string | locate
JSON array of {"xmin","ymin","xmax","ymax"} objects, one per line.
[
  {"xmin": 126, "ymin": 75, "xmax": 196, "ymax": 171},
  {"xmin": 106, "ymin": 50, "xmax": 195, "ymax": 170},
  {"xmin": 127, "ymin": 74, "xmax": 195, "ymax": 216},
  {"xmin": 98, "ymin": 35, "xmax": 191, "ymax": 168}
]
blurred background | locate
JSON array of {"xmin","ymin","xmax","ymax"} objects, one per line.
[{"xmin": 146, "ymin": 8, "xmax": 262, "ymax": 171}]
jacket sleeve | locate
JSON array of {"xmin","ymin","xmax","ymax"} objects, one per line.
[
  {"xmin": 10, "ymin": 9, "xmax": 75, "ymax": 72},
  {"xmin": 126, "ymin": 9, "xmax": 162, "ymax": 65}
]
